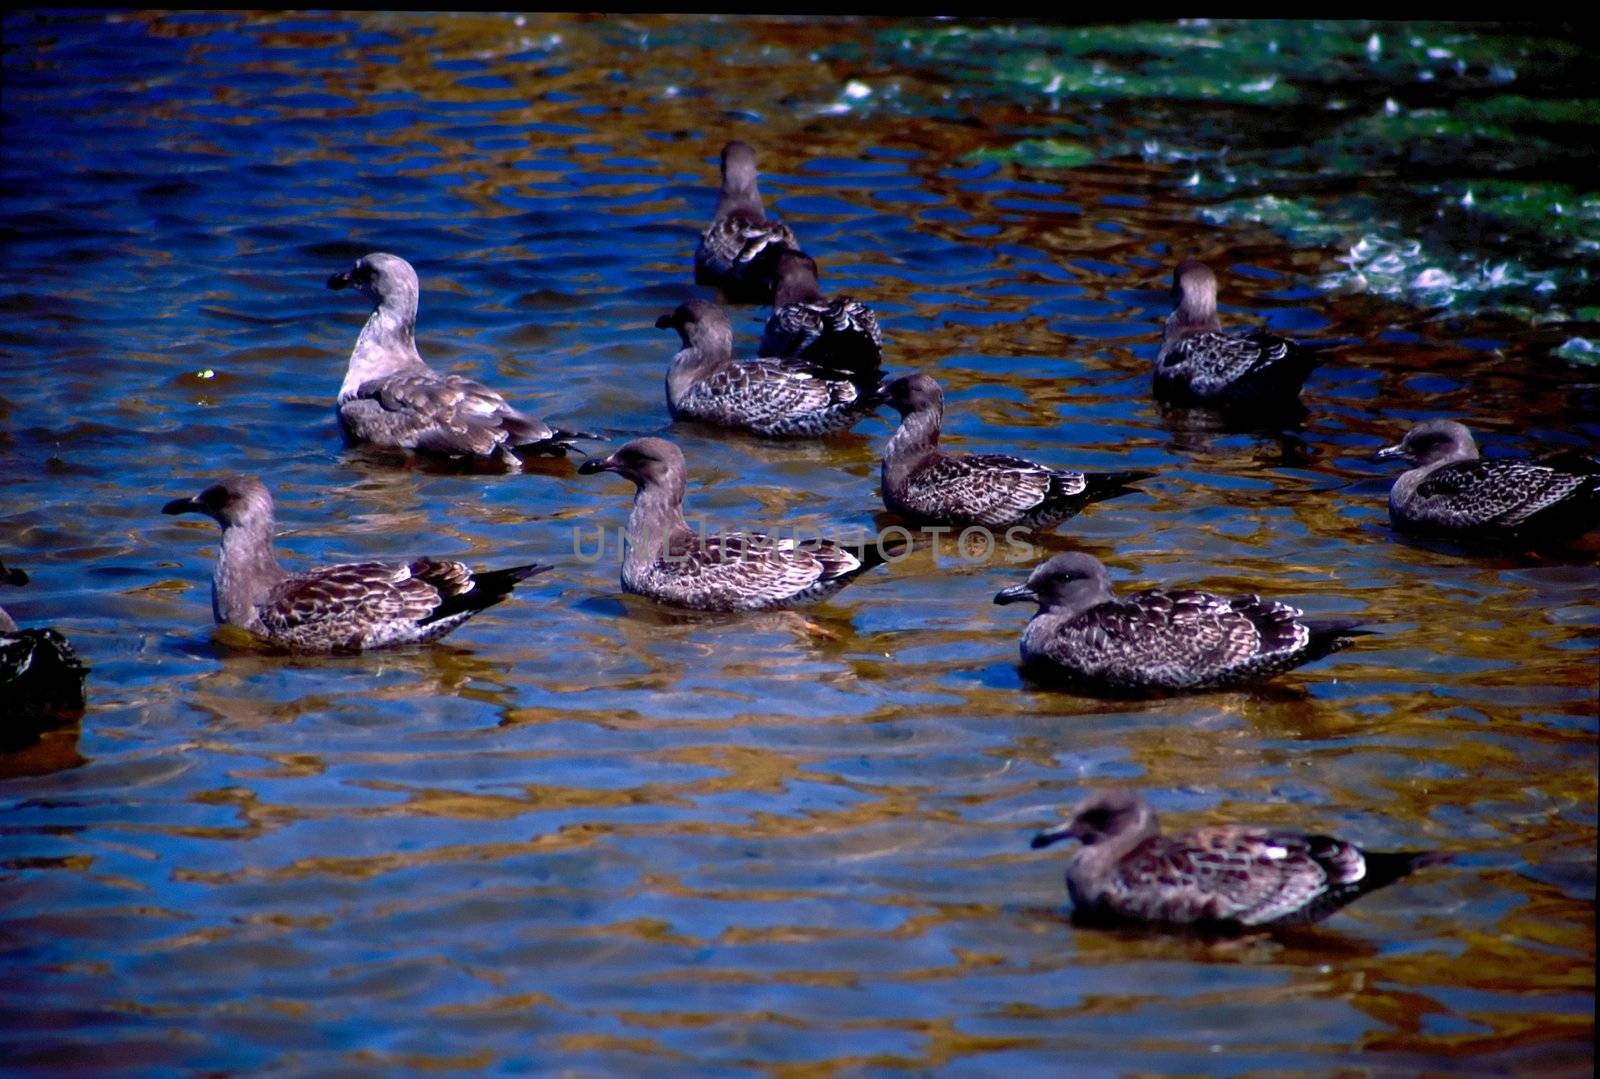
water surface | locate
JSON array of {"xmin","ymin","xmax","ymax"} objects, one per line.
[{"xmin": 1, "ymin": 13, "xmax": 1595, "ymax": 1075}]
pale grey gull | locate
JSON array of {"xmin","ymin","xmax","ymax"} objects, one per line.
[
  {"xmin": 162, "ymin": 476, "xmax": 548, "ymax": 653},
  {"xmin": 578, "ymin": 437, "xmax": 897, "ymax": 611},
  {"xmin": 694, "ymin": 140, "xmax": 801, "ymax": 304},
  {"xmin": 1155, "ymin": 259, "xmax": 1326, "ymax": 410},
  {"xmin": 1031, "ymin": 789, "xmax": 1445, "ymax": 932},
  {"xmin": 1374, "ymin": 419, "xmax": 1600, "ymax": 544},
  {"xmin": 658, "ymin": 299, "xmax": 882, "ymax": 438},
  {"xmin": 328, "ymin": 252, "xmax": 588, "ymax": 467},
  {"xmin": 758, "ymin": 250, "xmax": 883, "ymax": 376},
  {"xmin": 881, "ymin": 373, "xmax": 1153, "ymax": 532},
  {"xmin": 994, "ymin": 552, "xmax": 1369, "ymax": 694},
  {"xmin": 1, "ymin": 562, "xmax": 88, "ymax": 725}
]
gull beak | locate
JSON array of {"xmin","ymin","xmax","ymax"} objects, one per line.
[
  {"xmin": 654, "ymin": 313, "xmax": 677, "ymax": 330},
  {"xmin": 1, "ymin": 564, "xmax": 29, "ymax": 587},
  {"xmin": 162, "ymin": 496, "xmax": 204, "ymax": 516},
  {"xmin": 327, "ymin": 270, "xmax": 352, "ymax": 290},
  {"xmin": 1030, "ymin": 820, "xmax": 1082, "ymax": 850},
  {"xmin": 993, "ymin": 583, "xmax": 1039, "ymax": 606},
  {"xmin": 1371, "ymin": 442, "xmax": 1408, "ymax": 462},
  {"xmin": 577, "ymin": 453, "xmax": 618, "ymax": 476}
]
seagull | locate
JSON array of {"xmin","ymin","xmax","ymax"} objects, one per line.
[
  {"xmin": 1, "ymin": 562, "xmax": 88, "ymax": 725},
  {"xmin": 328, "ymin": 252, "xmax": 589, "ymax": 467},
  {"xmin": 1031, "ymin": 789, "xmax": 1445, "ymax": 932},
  {"xmin": 578, "ymin": 437, "xmax": 897, "ymax": 611},
  {"xmin": 162, "ymin": 475, "xmax": 548, "ymax": 652},
  {"xmin": 881, "ymin": 373, "xmax": 1153, "ymax": 531},
  {"xmin": 758, "ymin": 250, "xmax": 882, "ymax": 376},
  {"xmin": 694, "ymin": 140, "xmax": 801, "ymax": 304},
  {"xmin": 1155, "ymin": 259, "xmax": 1326, "ymax": 410},
  {"xmin": 1374, "ymin": 419, "xmax": 1600, "ymax": 544},
  {"xmin": 994, "ymin": 552, "xmax": 1369, "ymax": 694},
  {"xmin": 658, "ymin": 299, "xmax": 882, "ymax": 438}
]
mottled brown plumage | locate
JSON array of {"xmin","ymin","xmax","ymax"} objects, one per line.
[
  {"xmin": 758, "ymin": 251, "xmax": 883, "ymax": 375},
  {"xmin": 694, "ymin": 141, "xmax": 801, "ymax": 304},
  {"xmin": 1, "ymin": 563, "xmax": 88, "ymax": 728}
]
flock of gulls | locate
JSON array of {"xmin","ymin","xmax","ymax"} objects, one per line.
[{"xmin": 7, "ymin": 141, "xmax": 1599, "ymax": 933}]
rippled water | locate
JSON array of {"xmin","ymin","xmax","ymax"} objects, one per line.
[{"xmin": 2, "ymin": 13, "xmax": 1595, "ymax": 1075}]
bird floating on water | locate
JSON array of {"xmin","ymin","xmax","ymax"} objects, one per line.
[
  {"xmin": 758, "ymin": 250, "xmax": 883, "ymax": 376},
  {"xmin": 881, "ymin": 373, "xmax": 1153, "ymax": 532},
  {"xmin": 1155, "ymin": 259, "xmax": 1326, "ymax": 411},
  {"xmin": 162, "ymin": 476, "xmax": 548, "ymax": 653},
  {"xmin": 328, "ymin": 252, "xmax": 589, "ymax": 468},
  {"xmin": 579, "ymin": 437, "xmax": 897, "ymax": 611},
  {"xmin": 993, "ymin": 552, "xmax": 1368, "ymax": 695},
  {"xmin": 1, "ymin": 562, "xmax": 88, "ymax": 728},
  {"xmin": 694, "ymin": 140, "xmax": 801, "ymax": 304},
  {"xmin": 1374, "ymin": 419, "xmax": 1600, "ymax": 545},
  {"xmin": 657, "ymin": 299, "xmax": 882, "ymax": 438},
  {"xmin": 1031, "ymin": 789, "xmax": 1445, "ymax": 932}
]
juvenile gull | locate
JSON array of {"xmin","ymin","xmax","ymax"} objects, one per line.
[
  {"xmin": 758, "ymin": 250, "xmax": 883, "ymax": 375},
  {"xmin": 994, "ymin": 552, "xmax": 1368, "ymax": 694},
  {"xmin": 578, "ymin": 437, "xmax": 896, "ymax": 612},
  {"xmin": 162, "ymin": 476, "xmax": 549, "ymax": 653},
  {"xmin": 1156, "ymin": 259, "xmax": 1326, "ymax": 410},
  {"xmin": 881, "ymin": 373, "xmax": 1153, "ymax": 531},
  {"xmin": 694, "ymin": 140, "xmax": 801, "ymax": 304},
  {"xmin": 1, "ymin": 563, "xmax": 88, "ymax": 723},
  {"xmin": 1031, "ymin": 789, "xmax": 1444, "ymax": 932},
  {"xmin": 328, "ymin": 252, "xmax": 588, "ymax": 467},
  {"xmin": 1374, "ymin": 419, "xmax": 1600, "ymax": 543},
  {"xmin": 658, "ymin": 299, "xmax": 882, "ymax": 438}
]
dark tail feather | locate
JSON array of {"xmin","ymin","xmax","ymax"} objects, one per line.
[
  {"xmin": 840, "ymin": 531, "xmax": 910, "ymax": 572},
  {"xmin": 1303, "ymin": 618, "xmax": 1376, "ymax": 660},
  {"xmin": 423, "ymin": 563, "xmax": 551, "ymax": 624},
  {"xmin": 1364, "ymin": 849, "xmax": 1451, "ymax": 892},
  {"xmin": 1083, "ymin": 469, "xmax": 1157, "ymax": 504}
]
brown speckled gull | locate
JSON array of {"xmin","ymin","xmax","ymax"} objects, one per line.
[
  {"xmin": 1155, "ymin": 259, "xmax": 1325, "ymax": 410},
  {"xmin": 328, "ymin": 252, "xmax": 588, "ymax": 467},
  {"xmin": 1374, "ymin": 419, "xmax": 1600, "ymax": 543},
  {"xmin": 881, "ymin": 373, "xmax": 1152, "ymax": 531},
  {"xmin": 578, "ymin": 438, "xmax": 895, "ymax": 612},
  {"xmin": 162, "ymin": 476, "xmax": 548, "ymax": 653},
  {"xmin": 758, "ymin": 250, "xmax": 883, "ymax": 375},
  {"xmin": 1031, "ymin": 789, "xmax": 1444, "ymax": 932},
  {"xmin": 658, "ymin": 299, "xmax": 882, "ymax": 438},
  {"xmin": 693, "ymin": 140, "xmax": 801, "ymax": 304},
  {"xmin": 994, "ymin": 552, "xmax": 1368, "ymax": 694},
  {"xmin": 1, "ymin": 562, "xmax": 88, "ymax": 724}
]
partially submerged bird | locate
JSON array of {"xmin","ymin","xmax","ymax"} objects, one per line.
[
  {"xmin": 328, "ymin": 252, "xmax": 588, "ymax": 467},
  {"xmin": 758, "ymin": 250, "xmax": 882, "ymax": 375},
  {"xmin": 579, "ymin": 437, "xmax": 896, "ymax": 611},
  {"xmin": 694, "ymin": 140, "xmax": 801, "ymax": 304},
  {"xmin": 1031, "ymin": 789, "xmax": 1444, "ymax": 932},
  {"xmin": 881, "ymin": 373, "xmax": 1153, "ymax": 531},
  {"xmin": 1374, "ymin": 419, "xmax": 1600, "ymax": 544},
  {"xmin": 657, "ymin": 299, "xmax": 882, "ymax": 438},
  {"xmin": 162, "ymin": 476, "xmax": 548, "ymax": 652},
  {"xmin": 994, "ymin": 552, "xmax": 1368, "ymax": 694},
  {"xmin": 1, "ymin": 563, "xmax": 88, "ymax": 725},
  {"xmin": 1155, "ymin": 259, "xmax": 1325, "ymax": 410}
]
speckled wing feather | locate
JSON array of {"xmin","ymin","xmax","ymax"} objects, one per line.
[
  {"xmin": 695, "ymin": 215, "xmax": 799, "ymax": 301},
  {"xmin": 256, "ymin": 559, "xmax": 469, "ymax": 651},
  {"xmin": 1, "ymin": 627, "xmax": 88, "ymax": 716},
  {"xmin": 899, "ymin": 454, "xmax": 1083, "ymax": 529},
  {"xmin": 759, "ymin": 296, "xmax": 883, "ymax": 373},
  {"xmin": 1406, "ymin": 458, "xmax": 1600, "ymax": 531},
  {"xmin": 1036, "ymin": 589, "xmax": 1317, "ymax": 691},
  {"xmin": 1156, "ymin": 330, "xmax": 1316, "ymax": 406},
  {"xmin": 1087, "ymin": 826, "xmax": 1374, "ymax": 928},
  {"xmin": 340, "ymin": 372, "xmax": 559, "ymax": 458},
  {"xmin": 629, "ymin": 532, "xmax": 866, "ymax": 612},
  {"xmin": 673, "ymin": 358, "xmax": 877, "ymax": 437}
]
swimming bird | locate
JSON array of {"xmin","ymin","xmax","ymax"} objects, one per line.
[
  {"xmin": 1, "ymin": 563, "xmax": 88, "ymax": 724},
  {"xmin": 161, "ymin": 476, "xmax": 548, "ymax": 653},
  {"xmin": 694, "ymin": 140, "xmax": 801, "ymax": 304},
  {"xmin": 657, "ymin": 299, "xmax": 883, "ymax": 438},
  {"xmin": 881, "ymin": 373, "xmax": 1153, "ymax": 531},
  {"xmin": 1031, "ymin": 789, "xmax": 1444, "ymax": 932},
  {"xmin": 1155, "ymin": 259, "xmax": 1325, "ymax": 410},
  {"xmin": 993, "ymin": 552, "xmax": 1368, "ymax": 694},
  {"xmin": 758, "ymin": 250, "xmax": 882, "ymax": 375},
  {"xmin": 578, "ymin": 437, "xmax": 896, "ymax": 611},
  {"xmin": 328, "ymin": 252, "xmax": 588, "ymax": 467},
  {"xmin": 1374, "ymin": 419, "xmax": 1600, "ymax": 544}
]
